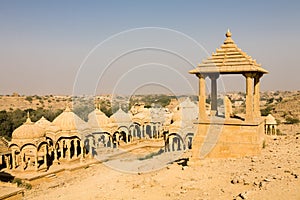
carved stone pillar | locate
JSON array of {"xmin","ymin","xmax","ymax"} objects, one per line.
[
  {"xmin": 60, "ymin": 140, "xmax": 64, "ymax": 158},
  {"xmin": 197, "ymin": 74, "xmax": 207, "ymax": 121},
  {"xmin": 169, "ymin": 136, "xmax": 173, "ymax": 152},
  {"xmin": 35, "ymin": 150, "xmax": 38, "ymax": 171},
  {"xmin": 80, "ymin": 141, "xmax": 84, "ymax": 161},
  {"xmin": 74, "ymin": 140, "xmax": 78, "ymax": 157},
  {"xmin": 209, "ymin": 74, "xmax": 219, "ymax": 116},
  {"xmin": 53, "ymin": 145, "xmax": 58, "ymax": 163},
  {"xmin": 12, "ymin": 150, "xmax": 16, "ymax": 169},
  {"xmin": 44, "ymin": 145, "xmax": 48, "ymax": 166},
  {"xmin": 20, "ymin": 152, "xmax": 24, "ymax": 171},
  {"xmin": 89, "ymin": 138, "xmax": 93, "ymax": 158},
  {"xmin": 244, "ymin": 73, "xmax": 254, "ymax": 122},
  {"xmin": 67, "ymin": 140, "xmax": 71, "ymax": 160},
  {"xmin": 254, "ymin": 73, "xmax": 262, "ymax": 118}
]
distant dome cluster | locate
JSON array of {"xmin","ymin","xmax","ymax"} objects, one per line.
[{"xmin": 7, "ymin": 98, "xmax": 199, "ymax": 172}]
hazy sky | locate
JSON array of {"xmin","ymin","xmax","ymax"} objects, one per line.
[{"xmin": 1, "ymin": 0, "xmax": 299, "ymax": 96}]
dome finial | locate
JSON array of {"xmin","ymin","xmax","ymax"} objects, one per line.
[
  {"xmin": 25, "ymin": 111, "xmax": 32, "ymax": 124},
  {"xmin": 226, "ymin": 29, "xmax": 232, "ymax": 37},
  {"xmin": 65, "ymin": 103, "xmax": 71, "ymax": 112}
]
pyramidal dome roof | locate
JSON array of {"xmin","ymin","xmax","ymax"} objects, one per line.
[
  {"xmin": 189, "ymin": 30, "xmax": 268, "ymax": 74},
  {"xmin": 110, "ymin": 108, "xmax": 131, "ymax": 124},
  {"xmin": 35, "ymin": 116, "xmax": 52, "ymax": 129},
  {"xmin": 12, "ymin": 115, "xmax": 45, "ymax": 140},
  {"xmin": 179, "ymin": 98, "xmax": 197, "ymax": 108},
  {"xmin": 88, "ymin": 108, "xmax": 110, "ymax": 129},
  {"xmin": 265, "ymin": 114, "xmax": 277, "ymax": 125},
  {"xmin": 52, "ymin": 106, "xmax": 89, "ymax": 131},
  {"xmin": 172, "ymin": 98, "xmax": 198, "ymax": 124}
]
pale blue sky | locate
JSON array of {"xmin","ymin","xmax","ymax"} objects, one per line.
[{"xmin": 0, "ymin": 0, "xmax": 299, "ymax": 95}]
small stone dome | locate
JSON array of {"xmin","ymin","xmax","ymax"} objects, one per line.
[
  {"xmin": 265, "ymin": 114, "xmax": 277, "ymax": 125},
  {"xmin": 12, "ymin": 117, "xmax": 45, "ymax": 140},
  {"xmin": 88, "ymin": 108, "xmax": 110, "ymax": 129},
  {"xmin": 35, "ymin": 116, "xmax": 52, "ymax": 129},
  {"xmin": 52, "ymin": 106, "xmax": 88, "ymax": 131},
  {"xmin": 110, "ymin": 108, "xmax": 131, "ymax": 124},
  {"xmin": 132, "ymin": 110, "xmax": 151, "ymax": 124},
  {"xmin": 175, "ymin": 98, "xmax": 198, "ymax": 122}
]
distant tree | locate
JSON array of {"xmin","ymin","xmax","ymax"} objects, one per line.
[
  {"xmin": 25, "ymin": 96, "xmax": 33, "ymax": 103},
  {"xmin": 0, "ymin": 110, "xmax": 13, "ymax": 139},
  {"xmin": 206, "ymin": 96, "xmax": 211, "ymax": 104},
  {"xmin": 217, "ymin": 98, "xmax": 223, "ymax": 106},
  {"xmin": 266, "ymin": 97, "xmax": 274, "ymax": 104},
  {"xmin": 73, "ymin": 104, "xmax": 94, "ymax": 121},
  {"xmin": 260, "ymin": 106, "xmax": 273, "ymax": 116},
  {"xmin": 276, "ymin": 97, "xmax": 283, "ymax": 102},
  {"xmin": 285, "ymin": 117, "xmax": 300, "ymax": 124},
  {"xmin": 34, "ymin": 95, "xmax": 42, "ymax": 100},
  {"xmin": 0, "ymin": 108, "xmax": 63, "ymax": 140}
]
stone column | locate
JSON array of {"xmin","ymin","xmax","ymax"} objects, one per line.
[
  {"xmin": 142, "ymin": 125, "xmax": 145, "ymax": 138},
  {"xmin": 209, "ymin": 74, "xmax": 219, "ymax": 116},
  {"xmin": 74, "ymin": 140, "xmax": 78, "ymax": 157},
  {"xmin": 44, "ymin": 145, "xmax": 48, "ymax": 167},
  {"xmin": 80, "ymin": 141, "xmax": 84, "ymax": 160},
  {"xmin": 254, "ymin": 73, "xmax": 262, "ymax": 118},
  {"xmin": 12, "ymin": 150, "xmax": 15, "ymax": 169},
  {"xmin": 89, "ymin": 138, "xmax": 93, "ymax": 158},
  {"xmin": 197, "ymin": 74, "xmax": 207, "ymax": 121},
  {"xmin": 35, "ymin": 150, "xmax": 38, "ymax": 171},
  {"xmin": 7, "ymin": 155, "xmax": 11, "ymax": 169},
  {"xmin": 20, "ymin": 152, "xmax": 24, "ymax": 171},
  {"xmin": 169, "ymin": 136, "xmax": 173, "ymax": 152},
  {"xmin": 126, "ymin": 133, "xmax": 128, "ymax": 143},
  {"xmin": 150, "ymin": 125, "xmax": 154, "ymax": 139},
  {"xmin": 132, "ymin": 128, "xmax": 135, "ymax": 138},
  {"xmin": 244, "ymin": 73, "xmax": 254, "ymax": 122},
  {"xmin": 67, "ymin": 141, "xmax": 71, "ymax": 160},
  {"xmin": 4, "ymin": 155, "xmax": 9, "ymax": 169},
  {"xmin": 60, "ymin": 140, "xmax": 64, "ymax": 158},
  {"xmin": 53, "ymin": 146, "xmax": 58, "ymax": 163}
]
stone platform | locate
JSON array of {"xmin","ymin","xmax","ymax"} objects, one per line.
[
  {"xmin": 0, "ymin": 182, "xmax": 24, "ymax": 200},
  {"xmin": 191, "ymin": 116, "xmax": 265, "ymax": 160}
]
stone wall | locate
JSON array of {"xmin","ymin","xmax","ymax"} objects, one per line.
[{"xmin": 192, "ymin": 120, "xmax": 265, "ymax": 159}]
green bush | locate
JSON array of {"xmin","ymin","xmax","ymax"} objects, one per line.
[
  {"xmin": 260, "ymin": 106, "xmax": 273, "ymax": 116},
  {"xmin": 12, "ymin": 178, "xmax": 22, "ymax": 186},
  {"xmin": 0, "ymin": 108, "xmax": 63, "ymax": 140},
  {"xmin": 266, "ymin": 97, "xmax": 274, "ymax": 104},
  {"xmin": 12, "ymin": 178, "xmax": 32, "ymax": 190},
  {"xmin": 25, "ymin": 96, "xmax": 33, "ymax": 102},
  {"xmin": 285, "ymin": 117, "xmax": 300, "ymax": 124},
  {"xmin": 262, "ymin": 140, "xmax": 266, "ymax": 149}
]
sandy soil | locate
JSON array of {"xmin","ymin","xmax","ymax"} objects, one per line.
[{"xmin": 23, "ymin": 133, "xmax": 300, "ymax": 200}]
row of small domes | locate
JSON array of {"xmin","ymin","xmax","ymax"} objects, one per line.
[
  {"xmin": 11, "ymin": 106, "xmax": 132, "ymax": 140},
  {"xmin": 12, "ymin": 98, "xmax": 198, "ymax": 140}
]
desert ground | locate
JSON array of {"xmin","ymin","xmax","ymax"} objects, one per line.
[{"xmin": 22, "ymin": 128, "xmax": 300, "ymax": 200}]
